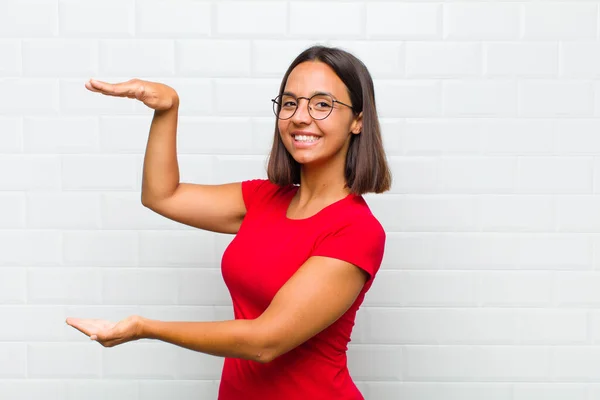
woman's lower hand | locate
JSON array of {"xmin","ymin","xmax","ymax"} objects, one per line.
[
  {"xmin": 85, "ymin": 78, "xmax": 179, "ymax": 111},
  {"xmin": 66, "ymin": 315, "xmax": 145, "ymax": 347}
]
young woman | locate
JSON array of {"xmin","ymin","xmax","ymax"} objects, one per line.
[{"xmin": 67, "ymin": 45, "xmax": 392, "ymax": 400}]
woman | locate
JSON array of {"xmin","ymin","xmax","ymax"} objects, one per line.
[{"xmin": 67, "ymin": 45, "xmax": 392, "ymax": 400}]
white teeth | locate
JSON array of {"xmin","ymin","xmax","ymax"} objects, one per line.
[{"xmin": 294, "ymin": 135, "xmax": 319, "ymax": 142}]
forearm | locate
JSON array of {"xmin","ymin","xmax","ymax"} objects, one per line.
[
  {"xmin": 139, "ymin": 317, "xmax": 273, "ymax": 363},
  {"xmin": 141, "ymin": 101, "xmax": 180, "ymax": 205}
]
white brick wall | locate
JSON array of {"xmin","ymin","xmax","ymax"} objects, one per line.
[{"xmin": 1, "ymin": 1, "xmax": 600, "ymax": 399}]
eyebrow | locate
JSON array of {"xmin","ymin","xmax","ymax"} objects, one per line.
[{"xmin": 282, "ymin": 90, "xmax": 337, "ymax": 99}]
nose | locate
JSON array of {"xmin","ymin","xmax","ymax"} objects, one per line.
[{"xmin": 290, "ymin": 98, "xmax": 312, "ymax": 125}]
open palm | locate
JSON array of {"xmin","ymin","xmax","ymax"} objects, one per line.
[{"xmin": 66, "ymin": 316, "xmax": 142, "ymax": 348}]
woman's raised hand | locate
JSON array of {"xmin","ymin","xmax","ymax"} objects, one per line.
[{"xmin": 85, "ymin": 78, "xmax": 179, "ymax": 111}]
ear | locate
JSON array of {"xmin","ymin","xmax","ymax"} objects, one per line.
[{"xmin": 350, "ymin": 112, "xmax": 363, "ymax": 135}]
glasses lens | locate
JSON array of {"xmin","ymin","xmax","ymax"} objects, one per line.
[
  {"xmin": 273, "ymin": 95, "xmax": 296, "ymax": 120},
  {"xmin": 308, "ymin": 94, "xmax": 334, "ymax": 120}
]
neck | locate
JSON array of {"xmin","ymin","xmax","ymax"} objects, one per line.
[{"xmin": 296, "ymin": 158, "xmax": 349, "ymax": 204}]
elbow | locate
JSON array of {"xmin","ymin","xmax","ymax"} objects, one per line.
[{"xmin": 248, "ymin": 323, "xmax": 283, "ymax": 364}]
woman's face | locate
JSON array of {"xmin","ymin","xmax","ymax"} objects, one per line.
[{"xmin": 278, "ymin": 61, "xmax": 362, "ymax": 167}]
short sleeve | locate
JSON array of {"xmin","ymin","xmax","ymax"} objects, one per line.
[
  {"xmin": 311, "ymin": 218, "xmax": 386, "ymax": 282},
  {"xmin": 241, "ymin": 179, "xmax": 270, "ymax": 212}
]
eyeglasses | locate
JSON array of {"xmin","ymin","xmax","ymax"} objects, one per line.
[{"xmin": 271, "ymin": 93, "xmax": 354, "ymax": 120}]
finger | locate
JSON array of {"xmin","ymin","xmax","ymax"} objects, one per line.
[{"xmin": 87, "ymin": 79, "xmax": 138, "ymax": 98}]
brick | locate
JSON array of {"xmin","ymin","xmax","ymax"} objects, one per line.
[
  {"xmin": 556, "ymin": 120, "xmax": 600, "ymax": 155},
  {"xmin": 486, "ymin": 43, "xmax": 558, "ymax": 77},
  {"xmin": 517, "ymin": 157, "xmax": 593, "ymax": 194},
  {"xmin": 367, "ymin": 383, "xmax": 512, "ymax": 400},
  {"xmin": 178, "ymin": 117, "xmax": 253, "ymax": 154},
  {"xmin": 406, "ymin": 42, "xmax": 482, "ymax": 78},
  {"xmin": 443, "ymin": 80, "xmax": 517, "ymax": 117},
  {"xmin": 482, "ymin": 119, "xmax": 556, "ymax": 155},
  {"xmin": 364, "ymin": 308, "xmax": 519, "ymax": 344},
  {"xmin": 556, "ymin": 272, "xmax": 600, "ymax": 306},
  {"xmin": 28, "ymin": 344, "xmax": 101, "ymax": 378},
  {"xmin": 0, "ymin": 79, "xmax": 59, "ymax": 114},
  {"xmin": 59, "ymin": 0, "xmax": 134, "ymax": 37},
  {"xmin": 61, "ymin": 155, "xmax": 138, "ymax": 190},
  {"xmin": 214, "ymin": 79, "xmax": 280, "ymax": 117},
  {"xmin": 558, "ymin": 197, "xmax": 600, "ymax": 233},
  {"xmin": 103, "ymin": 342, "xmax": 177, "ymax": 378},
  {"xmin": 380, "ymin": 233, "xmax": 439, "ymax": 270},
  {"xmin": 175, "ymin": 346, "xmax": 224, "ymax": 379},
  {"xmin": 67, "ymin": 381, "xmax": 139, "ymax": 400},
  {"xmin": 100, "ymin": 40, "xmax": 174, "ymax": 76},
  {"xmin": 514, "ymin": 384, "xmax": 588, "ymax": 400},
  {"xmin": 347, "ymin": 344, "xmax": 404, "ymax": 381},
  {"xmin": 478, "ymin": 271, "xmax": 552, "ymax": 307},
  {"xmin": 63, "ymin": 231, "xmax": 138, "ymax": 267},
  {"xmin": 0, "ymin": 0, "xmax": 57, "ymax": 37},
  {"xmin": 23, "ymin": 117, "xmax": 99, "ymax": 154},
  {"xmin": 367, "ymin": 194, "xmax": 479, "ymax": 232},
  {"xmin": 101, "ymin": 192, "xmax": 185, "ymax": 230},
  {"xmin": 519, "ymin": 81, "xmax": 594, "ymax": 117},
  {"xmin": 330, "ymin": 41, "xmax": 405, "ymax": 79},
  {"xmin": 523, "ymin": 3, "xmax": 597, "ymax": 40},
  {"xmin": 0, "ymin": 268, "xmax": 26, "ymax": 304},
  {"xmin": 0, "ymin": 344, "xmax": 27, "ymax": 377},
  {"xmin": 22, "ymin": 39, "xmax": 98, "ymax": 77},
  {"xmin": 27, "ymin": 193, "xmax": 100, "ymax": 229},
  {"xmin": 0, "ymin": 40, "xmax": 21, "ymax": 75},
  {"xmin": 139, "ymin": 231, "xmax": 217, "ymax": 267},
  {"xmin": 137, "ymin": 0, "xmax": 211, "ymax": 37},
  {"xmin": 387, "ymin": 156, "xmax": 437, "ymax": 194},
  {"xmin": 252, "ymin": 41, "xmax": 315, "ymax": 77},
  {"xmin": 374, "ymin": 80, "xmax": 441, "ymax": 118},
  {"xmin": 139, "ymin": 380, "xmax": 220, "ymax": 400},
  {"xmin": 216, "ymin": 1, "xmax": 287, "ymax": 36},
  {"xmin": 0, "ymin": 117, "xmax": 22, "ymax": 153},
  {"xmin": 552, "ymin": 347, "xmax": 600, "ymax": 379},
  {"xmin": 0, "ymin": 155, "xmax": 61, "ymax": 190},
  {"xmin": 444, "ymin": 3, "xmax": 520, "ymax": 40},
  {"xmin": 402, "ymin": 119, "xmax": 481, "ymax": 155},
  {"xmin": 439, "ymin": 156, "xmax": 516, "ymax": 194},
  {"xmin": 251, "ymin": 118, "xmax": 276, "ymax": 155},
  {"xmin": 0, "ymin": 231, "xmax": 61, "ymax": 266},
  {"xmin": 213, "ymin": 155, "xmax": 269, "ymax": 184},
  {"xmin": 0, "ymin": 193, "xmax": 25, "ymax": 229},
  {"xmin": 0, "ymin": 381, "xmax": 66, "ymax": 400},
  {"xmin": 290, "ymin": 2, "xmax": 363, "ymax": 38},
  {"xmin": 364, "ymin": 271, "xmax": 477, "ymax": 307},
  {"xmin": 518, "ymin": 310, "xmax": 587, "ymax": 344},
  {"xmin": 102, "ymin": 269, "xmax": 178, "ymax": 305},
  {"xmin": 406, "ymin": 346, "xmax": 550, "ymax": 380},
  {"xmin": 367, "ymin": 3, "xmax": 440, "ymax": 39},
  {"xmin": 178, "ymin": 269, "xmax": 231, "ymax": 306},
  {"xmin": 28, "ymin": 268, "xmax": 102, "ymax": 305},
  {"xmin": 379, "ymin": 118, "xmax": 404, "ymax": 156},
  {"xmin": 0, "ymin": 306, "xmax": 68, "ymax": 341},
  {"xmin": 480, "ymin": 195, "xmax": 554, "ymax": 232},
  {"xmin": 177, "ymin": 40, "xmax": 251, "ymax": 77},
  {"xmin": 439, "ymin": 233, "xmax": 518, "ymax": 270}
]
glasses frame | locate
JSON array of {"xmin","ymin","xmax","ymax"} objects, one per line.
[{"xmin": 271, "ymin": 93, "xmax": 355, "ymax": 121}]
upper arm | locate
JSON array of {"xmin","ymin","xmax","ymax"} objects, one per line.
[
  {"xmin": 143, "ymin": 182, "xmax": 246, "ymax": 234},
  {"xmin": 252, "ymin": 256, "xmax": 368, "ymax": 363}
]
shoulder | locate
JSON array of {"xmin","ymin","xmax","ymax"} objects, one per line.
[
  {"xmin": 242, "ymin": 179, "xmax": 294, "ymax": 212},
  {"xmin": 332, "ymin": 195, "xmax": 385, "ymax": 238}
]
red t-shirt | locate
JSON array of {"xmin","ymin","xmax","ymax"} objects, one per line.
[{"xmin": 218, "ymin": 179, "xmax": 386, "ymax": 400}]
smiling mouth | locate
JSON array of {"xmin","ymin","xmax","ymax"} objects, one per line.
[{"xmin": 293, "ymin": 134, "xmax": 321, "ymax": 143}]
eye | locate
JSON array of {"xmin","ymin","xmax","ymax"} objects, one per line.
[
  {"xmin": 315, "ymin": 101, "xmax": 332, "ymax": 108},
  {"xmin": 282, "ymin": 101, "xmax": 297, "ymax": 108}
]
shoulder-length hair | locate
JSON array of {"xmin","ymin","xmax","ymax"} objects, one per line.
[{"xmin": 266, "ymin": 45, "xmax": 392, "ymax": 195}]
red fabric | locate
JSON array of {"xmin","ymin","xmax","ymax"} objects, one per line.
[{"xmin": 218, "ymin": 179, "xmax": 386, "ymax": 400}]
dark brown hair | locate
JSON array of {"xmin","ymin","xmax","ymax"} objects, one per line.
[{"xmin": 266, "ymin": 45, "xmax": 392, "ymax": 195}]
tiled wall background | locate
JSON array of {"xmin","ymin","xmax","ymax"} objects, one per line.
[{"xmin": 1, "ymin": 0, "xmax": 600, "ymax": 399}]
